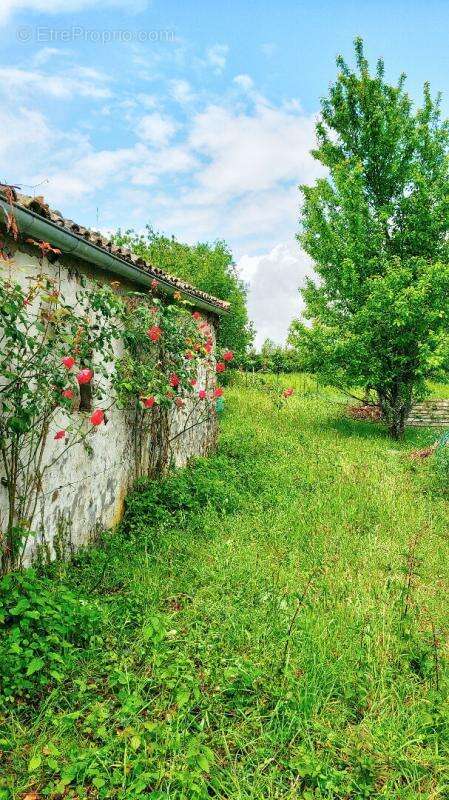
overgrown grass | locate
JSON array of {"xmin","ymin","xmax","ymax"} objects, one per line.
[{"xmin": 2, "ymin": 374, "xmax": 449, "ymax": 799}]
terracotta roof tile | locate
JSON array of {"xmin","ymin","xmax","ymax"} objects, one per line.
[{"xmin": 0, "ymin": 185, "xmax": 229, "ymax": 313}]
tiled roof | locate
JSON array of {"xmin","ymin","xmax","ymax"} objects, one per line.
[{"xmin": 0, "ymin": 185, "xmax": 230, "ymax": 314}]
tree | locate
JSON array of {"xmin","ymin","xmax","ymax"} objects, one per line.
[
  {"xmin": 114, "ymin": 228, "xmax": 253, "ymax": 362},
  {"xmin": 289, "ymin": 38, "xmax": 449, "ymax": 438}
]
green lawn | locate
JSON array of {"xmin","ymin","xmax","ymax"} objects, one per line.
[{"xmin": 3, "ymin": 375, "xmax": 449, "ymax": 799}]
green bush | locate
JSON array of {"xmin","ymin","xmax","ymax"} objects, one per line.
[
  {"xmin": 123, "ymin": 455, "xmax": 241, "ymax": 532},
  {"xmin": 0, "ymin": 569, "xmax": 100, "ymax": 705}
]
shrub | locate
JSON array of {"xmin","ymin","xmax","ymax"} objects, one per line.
[
  {"xmin": 0, "ymin": 569, "xmax": 100, "ymax": 705},
  {"xmin": 123, "ymin": 455, "xmax": 241, "ymax": 533}
]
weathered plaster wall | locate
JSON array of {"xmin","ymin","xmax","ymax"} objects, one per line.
[{"xmin": 0, "ymin": 246, "xmax": 219, "ymax": 564}]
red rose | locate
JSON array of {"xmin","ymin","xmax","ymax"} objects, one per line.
[
  {"xmin": 148, "ymin": 325, "xmax": 162, "ymax": 342},
  {"xmin": 198, "ymin": 389, "xmax": 207, "ymax": 399},
  {"xmin": 76, "ymin": 368, "xmax": 94, "ymax": 385},
  {"xmin": 90, "ymin": 409, "xmax": 105, "ymax": 426},
  {"xmin": 54, "ymin": 429, "xmax": 66, "ymax": 440},
  {"xmin": 205, "ymin": 342, "xmax": 213, "ymax": 354},
  {"xmin": 62, "ymin": 356, "xmax": 75, "ymax": 369},
  {"xmin": 143, "ymin": 396, "xmax": 155, "ymax": 408},
  {"xmin": 169, "ymin": 373, "xmax": 180, "ymax": 388},
  {"xmin": 192, "ymin": 311, "xmax": 201, "ymax": 320},
  {"xmin": 216, "ymin": 362, "xmax": 225, "ymax": 373},
  {"xmin": 62, "ymin": 389, "xmax": 74, "ymax": 399},
  {"xmin": 223, "ymin": 350, "xmax": 234, "ymax": 362},
  {"xmin": 214, "ymin": 387, "xmax": 224, "ymax": 398}
]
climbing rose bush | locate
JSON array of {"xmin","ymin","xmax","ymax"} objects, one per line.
[
  {"xmin": 0, "ymin": 269, "xmax": 120, "ymax": 573},
  {"xmin": 114, "ymin": 290, "xmax": 232, "ymax": 413},
  {"xmin": 0, "ymin": 234, "xmax": 231, "ymax": 572}
]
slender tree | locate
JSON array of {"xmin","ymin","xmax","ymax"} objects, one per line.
[{"xmin": 290, "ymin": 39, "xmax": 449, "ymax": 438}]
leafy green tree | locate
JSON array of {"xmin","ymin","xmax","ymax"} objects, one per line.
[
  {"xmin": 114, "ymin": 228, "xmax": 253, "ymax": 361},
  {"xmin": 240, "ymin": 341, "xmax": 301, "ymax": 374},
  {"xmin": 290, "ymin": 38, "xmax": 449, "ymax": 438}
]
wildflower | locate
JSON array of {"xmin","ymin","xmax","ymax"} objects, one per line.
[
  {"xmin": 76, "ymin": 368, "xmax": 94, "ymax": 385},
  {"xmin": 175, "ymin": 397, "xmax": 185, "ymax": 408},
  {"xmin": 216, "ymin": 362, "xmax": 225, "ymax": 373},
  {"xmin": 205, "ymin": 342, "xmax": 213, "ymax": 354},
  {"xmin": 62, "ymin": 389, "xmax": 74, "ymax": 399},
  {"xmin": 283, "ymin": 387, "xmax": 294, "ymax": 398},
  {"xmin": 151, "ymin": 278, "xmax": 158, "ymax": 290},
  {"xmin": 166, "ymin": 391, "xmax": 175, "ymax": 399},
  {"xmin": 90, "ymin": 409, "xmax": 105, "ymax": 426},
  {"xmin": 192, "ymin": 311, "xmax": 201, "ymax": 320},
  {"xmin": 214, "ymin": 387, "xmax": 224, "ymax": 398},
  {"xmin": 198, "ymin": 389, "xmax": 207, "ymax": 399},
  {"xmin": 189, "ymin": 378, "xmax": 197, "ymax": 387},
  {"xmin": 169, "ymin": 373, "xmax": 180, "ymax": 388},
  {"xmin": 54, "ymin": 430, "xmax": 66, "ymax": 440},
  {"xmin": 223, "ymin": 350, "xmax": 234, "ymax": 362},
  {"xmin": 62, "ymin": 356, "xmax": 75, "ymax": 369},
  {"xmin": 148, "ymin": 325, "xmax": 162, "ymax": 342},
  {"xmin": 173, "ymin": 290, "xmax": 182, "ymax": 301},
  {"xmin": 185, "ymin": 350, "xmax": 194, "ymax": 360},
  {"xmin": 143, "ymin": 396, "xmax": 155, "ymax": 408}
]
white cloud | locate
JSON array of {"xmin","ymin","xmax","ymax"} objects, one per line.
[
  {"xmin": 131, "ymin": 145, "xmax": 197, "ymax": 185},
  {"xmin": 0, "ymin": 67, "xmax": 111, "ymax": 98},
  {"xmin": 169, "ymin": 78, "xmax": 194, "ymax": 105},
  {"xmin": 0, "ymin": 105, "xmax": 92, "ymax": 191},
  {"xmin": 43, "ymin": 144, "xmax": 148, "ymax": 203},
  {"xmin": 188, "ymin": 102, "xmax": 320, "ymax": 202},
  {"xmin": 132, "ymin": 91, "xmax": 322, "ymax": 309},
  {"xmin": 206, "ymin": 44, "xmax": 229, "ymax": 73},
  {"xmin": 33, "ymin": 47, "xmax": 73, "ymax": 66},
  {"xmin": 136, "ymin": 112, "xmax": 178, "ymax": 145},
  {"xmin": 0, "ymin": 107, "xmax": 53, "ymax": 173},
  {"xmin": 238, "ymin": 240, "xmax": 313, "ymax": 347},
  {"xmin": 135, "ymin": 93, "xmax": 158, "ymax": 110},
  {"xmin": 233, "ymin": 74, "xmax": 254, "ymax": 92},
  {"xmin": 0, "ymin": 0, "xmax": 148, "ymax": 25}
]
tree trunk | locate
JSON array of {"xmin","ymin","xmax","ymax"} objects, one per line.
[{"xmin": 377, "ymin": 387, "xmax": 411, "ymax": 440}]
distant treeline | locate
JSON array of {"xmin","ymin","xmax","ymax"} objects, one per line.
[{"xmin": 239, "ymin": 339, "xmax": 302, "ymax": 374}]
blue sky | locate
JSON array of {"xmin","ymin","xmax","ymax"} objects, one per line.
[{"xmin": 2, "ymin": 0, "xmax": 449, "ymax": 345}]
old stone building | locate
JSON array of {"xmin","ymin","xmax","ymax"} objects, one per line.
[{"xmin": 0, "ymin": 187, "xmax": 229, "ymax": 563}]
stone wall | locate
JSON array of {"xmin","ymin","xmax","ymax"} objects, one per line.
[{"xmin": 0, "ymin": 244, "xmax": 219, "ymax": 564}]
